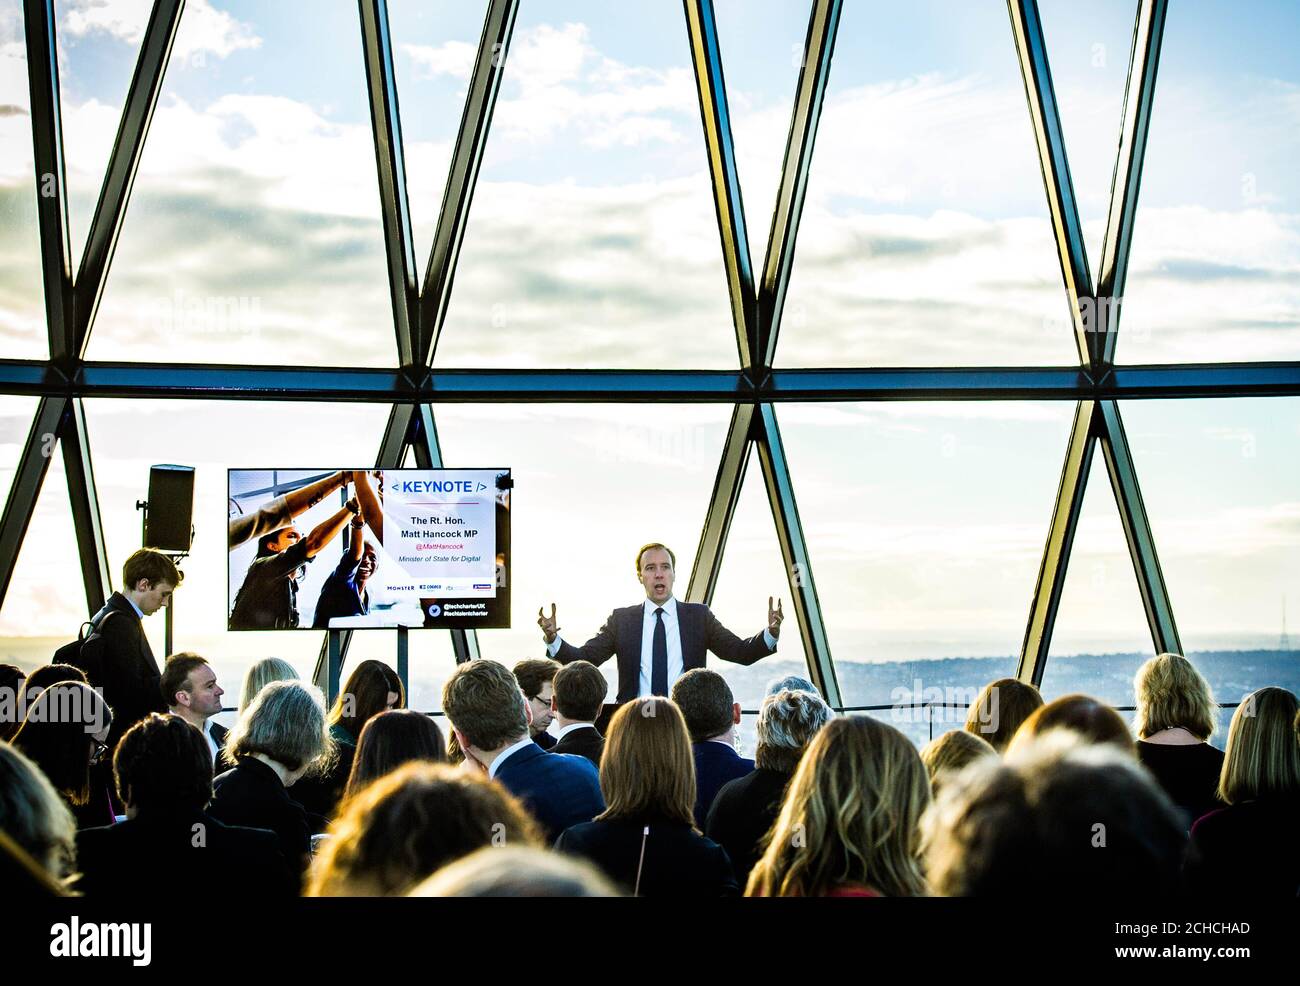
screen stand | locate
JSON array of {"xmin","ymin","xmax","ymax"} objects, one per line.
[
  {"xmin": 326, "ymin": 631, "xmax": 344, "ymax": 706},
  {"xmin": 396, "ymin": 626, "xmax": 409, "ymax": 700}
]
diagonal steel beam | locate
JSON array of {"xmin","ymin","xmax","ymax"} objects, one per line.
[
  {"xmin": 686, "ymin": 402, "xmax": 756, "ymax": 607},
  {"xmin": 359, "ymin": 0, "xmax": 419, "ymax": 369},
  {"xmin": 1094, "ymin": 0, "xmax": 1167, "ymax": 368},
  {"xmin": 0, "ymin": 397, "xmax": 65, "ymax": 604},
  {"xmin": 1017, "ymin": 399, "xmax": 1097, "ymax": 684},
  {"xmin": 74, "ymin": 0, "xmax": 184, "ymax": 357},
  {"xmin": 1096, "ymin": 399, "xmax": 1180, "ymax": 653},
  {"xmin": 419, "ymin": 0, "xmax": 519, "ymax": 367},
  {"xmin": 754, "ymin": 403, "xmax": 840, "ymax": 706},
  {"xmin": 23, "ymin": 0, "xmax": 74, "ymax": 365},
  {"xmin": 757, "ymin": 0, "xmax": 841, "ymax": 369},
  {"xmin": 684, "ymin": 0, "xmax": 758, "ymax": 374},
  {"xmin": 60, "ymin": 397, "xmax": 111, "ymax": 614},
  {"xmin": 1008, "ymin": 0, "xmax": 1093, "ymax": 367}
]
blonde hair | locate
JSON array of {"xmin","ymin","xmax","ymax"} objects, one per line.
[
  {"xmin": 597, "ymin": 697, "xmax": 696, "ymax": 827},
  {"xmin": 238, "ymin": 657, "xmax": 299, "ymax": 715},
  {"xmin": 227, "ymin": 680, "xmax": 331, "ymax": 772},
  {"xmin": 963, "ymin": 678, "xmax": 1043, "ymax": 752},
  {"xmin": 1134, "ymin": 653, "xmax": 1216, "ymax": 740},
  {"xmin": 1218, "ymin": 687, "xmax": 1300, "ymax": 805},
  {"xmin": 308, "ymin": 762, "xmax": 541, "ymax": 896},
  {"xmin": 920, "ymin": 729, "xmax": 996, "ymax": 796},
  {"xmin": 0, "ymin": 742, "xmax": 77, "ymax": 884},
  {"xmin": 409, "ymin": 846, "xmax": 620, "ymax": 897},
  {"xmin": 746, "ymin": 715, "xmax": 930, "ymax": 897}
]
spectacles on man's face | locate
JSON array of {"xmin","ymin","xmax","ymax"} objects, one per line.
[{"xmin": 89, "ymin": 739, "xmax": 109, "ymax": 765}]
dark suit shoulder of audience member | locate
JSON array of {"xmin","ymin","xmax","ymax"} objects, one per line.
[
  {"xmin": 692, "ymin": 741, "xmax": 753, "ymax": 827},
  {"xmin": 550, "ymin": 660, "xmax": 609, "ymax": 768},
  {"xmin": 493, "ymin": 744, "xmax": 603, "ymax": 842},
  {"xmin": 207, "ymin": 681, "xmax": 331, "ymax": 887},
  {"xmin": 705, "ymin": 688, "xmax": 832, "ymax": 887},
  {"xmin": 1183, "ymin": 687, "xmax": 1300, "ymax": 897},
  {"xmin": 552, "ymin": 724, "xmax": 604, "ymax": 767},
  {"xmin": 557, "ymin": 697, "xmax": 738, "ymax": 897},
  {"xmin": 672, "ymin": 669, "xmax": 753, "ymax": 826}
]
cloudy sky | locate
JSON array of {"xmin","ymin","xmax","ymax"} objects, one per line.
[{"xmin": 0, "ymin": 0, "xmax": 1297, "ymax": 707}]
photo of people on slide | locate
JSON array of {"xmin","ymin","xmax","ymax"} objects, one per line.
[{"xmin": 228, "ymin": 469, "xmax": 511, "ymax": 630}]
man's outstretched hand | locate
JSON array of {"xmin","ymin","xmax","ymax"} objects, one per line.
[
  {"xmin": 537, "ymin": 603, "xmax": 560, "ymax": 645},
  {"xmin": 768, "ymin": 596, "xmax": 784, "ymax": 639}
]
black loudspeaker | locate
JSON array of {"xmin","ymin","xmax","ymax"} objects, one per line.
[{"xmin": 144, "ymin": 465, "xmax": 195, "ymax": 552}]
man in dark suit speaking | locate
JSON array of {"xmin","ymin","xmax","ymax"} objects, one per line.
[{"xmin": 538, "ymin": 543, "xmax": 783, "ymax": 705}]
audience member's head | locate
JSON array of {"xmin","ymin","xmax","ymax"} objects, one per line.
[
  {"xmin": 597, "ymin": 697, "xmax": 696, "ymax": 827},
  {"xmin": 20, "ymin": 663, "xmax": 88, "ymax": 700},
  {"xmin": 160, "ymin": 653, "xmax": 224, "ymax": 724},
  {"xmin": 441, "ymin": 659, "xmax": 529, "ymax": 761},
  {"xmin": 765, "ymin": 674, "xmax": 818, "ymax": 697},
  {"xmin": 410, "ymin": 846, "xmax": 620, "ymax": 897},
  {"xmin": 238, "ymin": 657, "xmax": 299, "ymax": 715},
  {"xmin": 0, "ymin": 742, "xmax": 77, "ymax": 884},
  {"xmin": 1134, "ymin": 652, "xmax": 1216, "ymax": 741},
  {"xmin": 671, "ymin": 668, "xmax": 739, "ymax": 743},
  {"xmin": 1218, "ymin": 686, "xmax": 1300, "ymax": 805},
  {"xmin": 964, "ymin": 678, "xmax": 1043, "ymax": 752},
  {"xmin": 748, "ymin": 715, "xmax": 930, "ymax": 897},
  {"xmin": 329, "ymin": 660, "xmax": 404, "ymax": 743},
  {"xmin": 754, "ymin": 688, "xmax": 832, "ymax": 773},
  {"xmin": 226, "ymin": 680, "xmax": 331, "ymax": 784},
  {"xmin": 0, "ymin": 663, "xmax": 26, "ymax": 740},
  {"xmin": 925, "ymin": 732, "xmax": 1186, "ymax": 896},
  {"xmin": 920, "ymin": 729, "xmax": 997, "ymax": 797},
  {"xmin": 514, "ymin": 658, "xmax": 560, "ymax": 736},
  {"xmin": 1009, "ymin": 694, "xmax": 1134, "ymax": 757},
  {"xmin": 344, "ymin": 709, "xmax": 447, "ymax": 801},
  {"xmin": 11, "ymin": 682, "xmax": 113, "ymax": 806},
  {"xmin": 308, "ymin": 763, "xmax": 541, "ymax": 896},
  {"xmin": 552, "ymin": 660, "xmax": 608, "ymax": 724},
  {"xmin": 113, "ymin": 713, "xmax": 213, "ymax": 816}
]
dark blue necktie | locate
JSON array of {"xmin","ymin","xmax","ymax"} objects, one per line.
[{"xmin": 651, "ymin": 606, "xmax": 668, "ymax": 697}]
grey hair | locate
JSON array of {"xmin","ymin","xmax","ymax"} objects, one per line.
[
  {"xmin": 765, "ymin": 674, "xmax": 819, "ymax": 698},
  {"xmin": 410, "ymin": 846, "xmax": 621, "ymax": 897},
  {"xmin": 755, "ymin": 688, "xmax": 834, "ymax": 772},
  {"xmin": 227, "ymin": 680, "xmax": 331, "ymax": 772},
  {"xmin": 0, "ymin": 742, "xmax": 77, "ymax": 883},
  {"xmin": 238, "ymin": 657, "xmax": 300, "ymax": 715}
]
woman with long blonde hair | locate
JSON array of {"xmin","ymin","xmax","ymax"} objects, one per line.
[{"xmin": 747, "ymin": 715, "xmax": 929, "ymax": 897}]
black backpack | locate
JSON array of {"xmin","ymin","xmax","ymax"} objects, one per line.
[{"xmin": 52, "ymin": 609, "xmax": 125, "ymax": 686}]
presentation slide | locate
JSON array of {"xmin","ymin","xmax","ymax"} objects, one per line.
[{"xmin": 227, "ymin": 468, "xmax": 511, "ymax": 630}]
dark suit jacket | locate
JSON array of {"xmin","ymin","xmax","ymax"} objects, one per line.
[
  {"xmin": 74, "ymin": 811, "xmax": 296, "ymax": 898},
  {"xmin": 554, "ymin": 600, "xmax": 773, "ymax": 704},
  {"xmin": 534, "ymin": 730, "xmax": 557, "ymax": 750},
  {"xmin": 289, "ymin": 724, "xmax": 356, "ymax": 828},
  {"xmin": 209, "ymin": 757, "xmax": 313, "ymax": 888},
  {"xmin": 693, "ymin": 741, "xmax": 754, "ymax": 828},
  {"xmin": 705, "ymin": 766, "xmax": 792, "ymax": 888},
  {"xmin": 493, "ymin": 742, "xmax": 604, "ymax": 843},
  {"xmin": 88, "ymin": 592, "xmax": 166, "ymax": 751},
  {"xmin": 209, "ymin": 721, "xmax": 233, "ymax": 774},
  {"xmin": 1184, "ymin": 797, "xmax": 1300, "ymax": 897},
  {"xmin": 552, "ymin": 724, "xmax": 604, "ymax": 768},
  {"xmin": 556, "ymin": 815, "xmax": 739, "ymax": 897}
]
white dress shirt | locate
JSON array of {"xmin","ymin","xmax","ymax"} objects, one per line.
[
  {"xmin": 555, "ymin": 721, "xmax": 597, "ymax": 741},
  {"xmin": 487, "ymin": 735, "xmax": 536, "ymax": 780},
  {"xmin": 547, "ymin": 596, "xmax": 778, "ymax": 698}
]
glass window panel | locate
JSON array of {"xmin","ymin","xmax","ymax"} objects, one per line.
[
  {"xmin": 85, "ymin": 0, "xmax": 399, "ymax": 366},
  {"xmin": 1121, "ymin": 0, "xmax": 1300, "ymax": 363},
  {"xmin": 711, "ymin": 0, "xmax": 808, "ymax": 267},
  {"xmin": 0, "ymin": 0, "xmax": 47, "ymax": 359},
  {"xmin": 707, "ymin": 454, "xmax": 809, "ymax": 722},
  {"xmin": 1037, "ymin": 0, "xmax": 1137, "ymax": 266},
  {"xmin": 1117, "ymin": 397, "xmax": 1300, "ymax": 720},
  {"xmin": 433, "ymin": 403, "xmax": 732, "ymax": 697},
  {"xmin": 778, "ymin": 401, "xmax": 1074, "ymax": 717},
  {"xmin": 388, "ymin": 0, "xmax": 488, "ymax": 266},
  {"xmin": 778, "ymin": 0, "xmax": 1075, "ymax": 368},
  {"xmin": 1041, "ymin": 451, "xmax": 1154, "ymax": 706},
  {"xmin": 436, "ymin": 1, "xmax": 737, "ymax": 369}
]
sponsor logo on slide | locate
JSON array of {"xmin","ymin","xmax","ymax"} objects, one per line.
[{"xmin": 473, "ymin": 584, "xmax": 492, "ymax": 591}]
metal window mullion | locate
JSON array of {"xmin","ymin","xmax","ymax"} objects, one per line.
[
  {"xmin": 419, "ymin": 0, "xmax": 519, "ymax": 367},
  {"xmin": 1008, "ymin": 0, "xmax": 1093, "ymax": 367},
  {"xmin": 753, "ymin": 403, "xmax": 839, "ymax": 707},
  {"xmin": 757, "ymin": 0, "xmax": 841, "ymax": 368},
  {"xmin": 1095, "ymin": 0, "xmax": 1168, "ymax": 368},
  {"xmin": 683, "ymin": 0, "xmax": 758, "ymax": 373},
  {"xmin": 1096, "ymin": 399, "xmax": 1180, "ymax": 653},
  {"xmin": 1017, "ymin": 399, "xmax": 1097, "ymax": 684},
  {"xmin": 686, "ymin": 402, "xmax": 756, "ymax": 605},
  {"xmin": 359, "ymin": 0, "xmax": 420, "ymax": 369},
  {"xmin": 60, "ymin": 397, "xmax": 111, "ymax": 614},
  {"xmin": 74, "ymin": 0, "xmax": 184, "ymax": 357},
  {"xmin": 0, "ymin": 397, "xmax": 66, "ymax": 605}
]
